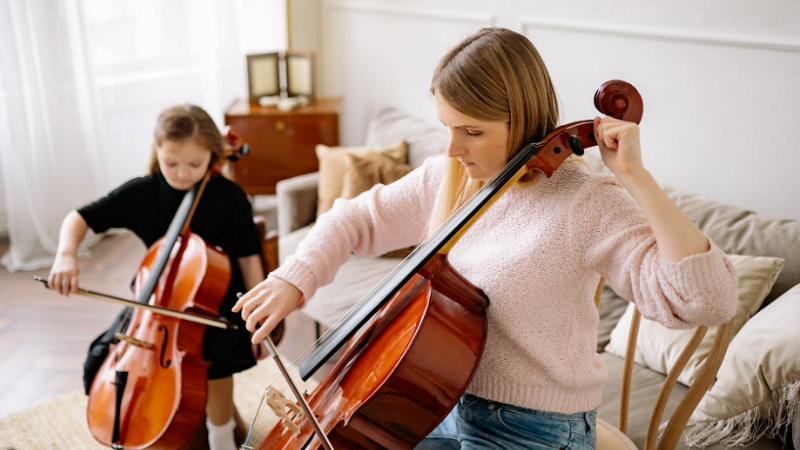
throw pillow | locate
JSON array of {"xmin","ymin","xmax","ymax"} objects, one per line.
[
  {"xmin": 684, "ymin": 284, "xmax": 800, "ymax": 447},
  {"xmin": 315, "ymin": 140, "xmax": 407, "ymax": 217},
  {"xmin": 604, "ymin": 254, "xmax": 785, "ymax": 387},
  {"xmin": 340, "ymin": 153, "xmax": 416, "ymax": 258},
  {"xmin": 340, "ymin": 153, "xmax": 415, "ymax": 200}
]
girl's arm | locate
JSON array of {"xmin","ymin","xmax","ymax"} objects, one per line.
[
  {"xmin": 237, "ymin": 254, "xmax": 265, "ymax": 291},
  {"xmin": 48, "ymin": 210, "xmax": 90, "ymax": 295},
  {"xmin": 593, "ymin": 116, "xmax": 709, "ymax": 262}
]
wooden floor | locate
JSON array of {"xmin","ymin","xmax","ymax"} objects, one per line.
[{"xmin": 0, "ymin": 232, "xmax": 326, "ymax": 420}]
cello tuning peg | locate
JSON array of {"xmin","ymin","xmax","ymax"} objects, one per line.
[{"xmin": 568, "ymin": 135, "xmax": 584, "ymax": 156}]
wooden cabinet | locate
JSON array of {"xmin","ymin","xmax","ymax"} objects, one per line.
[{"xmin": 224, "ymin": 97, "xmax": 341, "ymax": 195}]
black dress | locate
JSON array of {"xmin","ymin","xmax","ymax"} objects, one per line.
[{"xmin": 78, "ymin": 172, "xmax": 261, "ymax": 379}]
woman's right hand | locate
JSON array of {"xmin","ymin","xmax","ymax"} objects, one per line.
[
  {"xmin": 48, "ymin": 254, "xmax": 80, "ymax": 296},
  {"xmin": 232, "ymin": 276, "xmax": 304, "ymax": 344}
]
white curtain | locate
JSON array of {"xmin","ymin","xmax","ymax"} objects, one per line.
[
  {"xmin": 0, "ymin": 0, "xmax": 107, "ymax": 271},
  {"xmin": 0, "ymin": 0, "xmax": 287, "ymax": 272}
]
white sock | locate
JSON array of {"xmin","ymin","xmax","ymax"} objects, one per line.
[{"xmin": 206, "ymin": 416, "xmax": 237, "ymax": 450}]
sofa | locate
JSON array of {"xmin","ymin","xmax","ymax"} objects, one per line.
[{"xmin": 275, "ymin": 106, "xmax": 799, "ymax": 450}]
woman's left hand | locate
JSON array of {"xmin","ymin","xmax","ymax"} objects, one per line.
[{"xmin": 593, "ymin": 116, "xmax": 644, "ymax": 181}]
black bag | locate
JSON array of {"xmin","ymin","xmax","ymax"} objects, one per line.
[{"xmin": 82, "ymin": 307, "xmax": 131, "ymax": 394}]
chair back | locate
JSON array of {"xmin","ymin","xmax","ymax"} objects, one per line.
[{"xmin": 594, "ymin": 278, "xmax": 734, "ymax": 450}]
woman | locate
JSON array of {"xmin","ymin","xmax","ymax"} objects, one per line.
[{"xmin": 235, "ymin": 28, "xmax": 738, "ymax": 449}]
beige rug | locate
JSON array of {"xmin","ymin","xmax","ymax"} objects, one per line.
[{"xmin": 0, "ymin": 358, "xmax": 317, "ymax": 450}]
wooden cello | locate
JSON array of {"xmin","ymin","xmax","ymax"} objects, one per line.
[
  {"xmin": 250, "ymin": 80, "xmax": 644, "ymax": 450},
  {"xmin": 85, "ymin": 133, "xmax": 258, "ymax": 449}
]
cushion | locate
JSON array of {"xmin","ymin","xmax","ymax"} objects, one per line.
[
  {"xmin": 684, "ymin": 284, "xmax": 800, "ymax": 447},
  {"xmin": 315, "ymin": 140, "xmax": 407, "ymax": 217},
  {"xmin": 604, "ymin": 254, "xmax": 785, "ymax": 387},
  {"xmin": 364, "ymin": 107, "xmax": 448, "ymax": 166},
  {"xmin": 340, "ymin": 153, "xmax": 415, "ymax": 200},
  {"xmin": 340, "ymin": 153, "xmax": 416, "ymax": 258}
]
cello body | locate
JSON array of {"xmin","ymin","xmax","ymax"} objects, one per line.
[
  {"xmin": 87, "ymin": 233, "xmax": 231, "ymax": 449},
  {"xmin": 259, "ymin": 254, "xmax": 489, "ymax": 449}
]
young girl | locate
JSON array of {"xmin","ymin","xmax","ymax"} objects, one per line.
[
  {"xmin": 48, "ymin": 104, "xmax": 265, "ymax": 450},
  {"xmin": 234, "ymin": 28, "xmax": 739, "ymax": 449}
]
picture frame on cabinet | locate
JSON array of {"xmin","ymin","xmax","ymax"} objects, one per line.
[
  {"xmin": 285, "ymin": 50, "xmax": 315, "ymax": 99},
  {"xmin": 247, "ymin": 52, "xmax": 281, "ymax": 101}
]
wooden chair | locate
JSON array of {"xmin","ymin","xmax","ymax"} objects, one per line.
[
  {"xmin": 592, "ymin": 279, "xmax": 735, "ymax": 450},
  {"xmin": 253, "ymin": 215, "xmax": 284, "ymax": 345}
]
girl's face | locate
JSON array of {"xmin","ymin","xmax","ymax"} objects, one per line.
[
  {"xmin": 156, "ymin": 138, "xmax": 211, "ymax": 191},
  {"xmin": 436, "ymin": 94, "xmax": 510, "ymax": 181}
]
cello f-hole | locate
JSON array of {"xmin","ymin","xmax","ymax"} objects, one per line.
[{"xmin": 158, "ymin": 325, "xmax": 172, "ymax": 368}]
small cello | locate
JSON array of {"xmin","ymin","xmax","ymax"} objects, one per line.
[{"xmin": 247, "ymin": 80, "xmax": 644, "ymax": 450}]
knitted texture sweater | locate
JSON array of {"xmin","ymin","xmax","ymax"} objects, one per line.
[{"xmin": 272, "ymin": 156, "xmax": 738, "ymax": 414}]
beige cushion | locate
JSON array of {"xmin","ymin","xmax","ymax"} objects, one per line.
[
  {"xmin": 340, "ymin": 153, "xmax": 416, "ymax": 259},
  {"xmin": 605, "ymin": 254, "xmax": 785, "ymax": 387},
  {"xmin": 684, "ymin": 284, "xmax": 800, "ymax": 447},
  {"xmin": 315, "ymin": 140, "xmax": 407, "ymax": 217},
  {"xmin": 340, "ymin": 153, "xmax": 415, "ymax": 200}
]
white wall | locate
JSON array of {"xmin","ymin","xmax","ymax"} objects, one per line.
[{"xmin": 312, "ymin": 0, "xmax": 800, "ymax": 221}]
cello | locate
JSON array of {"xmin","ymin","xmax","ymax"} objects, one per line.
[
  {"xmin": 35, "ymin": 130, "xmax": 258, "ymax": 449},
  {"xmin": 247, "ymin": 80, "xmax": 644, "ymax": 449}
]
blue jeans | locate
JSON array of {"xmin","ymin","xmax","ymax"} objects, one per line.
[{"xmin": 415, "ymin": 393, "xmax": 597, "ymax": 450}]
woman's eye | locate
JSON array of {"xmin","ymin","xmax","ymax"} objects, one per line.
[{"xmin": 466, "ymin": 130, "xmax": 482, "ymax": 137}]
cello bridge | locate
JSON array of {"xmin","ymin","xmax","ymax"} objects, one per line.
[{"xmin": 265, "ymin": 386, "xmax": 304, "ymax": 437}]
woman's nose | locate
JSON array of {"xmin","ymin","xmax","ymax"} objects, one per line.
[{"xmin": 446, "ymin": 136, "xmax": 465, "ymax": 158}]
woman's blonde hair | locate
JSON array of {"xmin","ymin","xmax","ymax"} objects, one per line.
[
  {"xmin": 428, "ymin": 27, "xmax": 574, "ymax": 234},
  {"xmin": 148, "ymin": 104, "xmax": 225, "ymax": 175}
]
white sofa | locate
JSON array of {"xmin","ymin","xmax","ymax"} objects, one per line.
[{"xmin": 275, "ymin": 106, "xmax": 799, "ymax": 450}]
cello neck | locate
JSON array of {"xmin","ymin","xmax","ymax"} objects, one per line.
[{"xmin": 136, "ymin": 171, "xmax": 212, "ymax": 304}]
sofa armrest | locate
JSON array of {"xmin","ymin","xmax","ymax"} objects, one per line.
[{"xmin": 276, "ymin": 171, "xmax": 320, "ymax": 237}]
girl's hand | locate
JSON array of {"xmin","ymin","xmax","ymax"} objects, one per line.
[
  {"xmin": 593, "ymin": 116, "xmax": 644, "ymax": 182},
  {"xmin": 48, "ymin": 254, "xmax": 80, "ymax": 296},
  {"xmin": 233, "ymin": 276, "xmax": 303, "ymax": 344},
  {"xmin": 251, "ymin": 340, "xmax": 269, "ymax": 361}
]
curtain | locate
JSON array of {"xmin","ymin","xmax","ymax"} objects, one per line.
[
  {"xmin": 0, "ymin": 0, "xmax": 107, "ymax": 271},
  {"xmin": 0, "ymin": 0, "xmax": 288, "ymax": 272}
]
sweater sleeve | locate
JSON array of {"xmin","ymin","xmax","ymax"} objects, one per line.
[
  {"xmin": 270, "ymin": 156, "xmax": 446, "ymax": 306},
  {"xmin": 569, "ymin": 174, "xmax": 738, "ymax": 329}
]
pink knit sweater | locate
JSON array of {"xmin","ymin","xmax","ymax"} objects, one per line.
[{"xmin": 272, "ymin": 155, "xmax": 738, "ymax": 414}]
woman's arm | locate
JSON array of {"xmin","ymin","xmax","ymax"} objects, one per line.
[
  {"xmin": 593, "ymin": 116, "xmax": 709, "ymax": 262},
  {"xmin": 48, "ymin": 210, "xmax": 90, "ymax": 295}
]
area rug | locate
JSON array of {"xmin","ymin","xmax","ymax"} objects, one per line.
[{"xmin": 0, "ymin": 357, "xmax": 317, "ymax": 450}]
